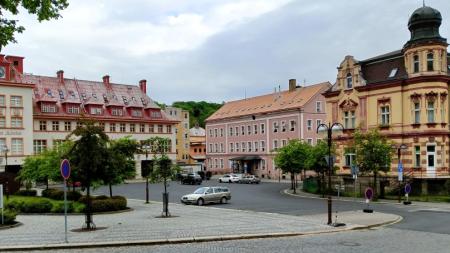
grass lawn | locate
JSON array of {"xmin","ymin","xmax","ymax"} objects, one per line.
[{"xmin": 6, "ymin": 195, "xmax": 86, "ymax": 213}]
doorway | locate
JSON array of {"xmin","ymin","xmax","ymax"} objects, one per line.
[{"xmin": 426, "ymin": 144, "xmax": 436, "ymax": 177}]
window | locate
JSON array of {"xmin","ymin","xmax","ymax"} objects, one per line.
[
  {"xmin": 11, "ymin": 138, "xmax": 23, "ymax": 155},
  {"xmin": 0, "ymin": 95, "xmax": 4, "ymax": 106},
  {"xmin": 307, "ymin": 138, "xmax": 313, "ymax": 145},
  {"xmin": 140, "ymin": 124, "xmax": 145, "ymax": 133},
  {"xmin": 316, "ymin": 119, "xmax": 322, "ymax": 129},
  {"xmin": 130, "ymin": 124, "xmax": 136, "ymax": 132},
  {"xmin": 166, "ymin": 125, "xmax": 172, "ymax": 133},
  {"xmin": 11, "ymin": 117, "xmax": 22, "ymax": 128},
  {"xmin": 344, "ymin": 111, "xmax": 355, "ymax": 129},
  {"xmin": 414, "ymin": 146, "xmax": 421, "ymax": 167},
  {"xmin": 120, "ymin": 123, "xmax": 126, "ymax": 132},
  {"xmin": 149, "ymin": 124, "xmax": 154, "ymax": 133},
  {"xmin": 242, "ymin": 142, "xmax": 246, "ymax": 152},
  {"xmin": 41, "ymin": 104, "xmax": 57, "ymax": 113},
  {"xmin": 158, "ymin": 125, "xmax": 163, "ymax": 133},
  {"xmin": 76, "ymin": 122, "xmax": 83, "ymax": 128},
  {"xmin": 273, "ymin": 122, "xmax": 279, "ymax": 132},
  {"xmin": 261, "ymin": 123, "xmax": 265, "ymax": 134},
  {"xmin": 389, "ymin": 68, "xmax": 398, "ymax": 78},
  {"xmin": 150, "ymin": 110, "xmax": 162, "ymax": 118},
  {"xmin": 90, "ymin": 107, "xmax": 102, "ymax": 115},
  {"xmin": 316, "ymin": 101, "xmax": 322, "ymax": 113},
  {"xmin": 229, "ymin": 127, "xmax": 233, "ymax": 136},
  {"xmin": 220, "ymin": 159, "xmax": 224, "ymax": 169},
  {"xmin": 39, "ymin": 121, "xmax": 47, "ymax": 131},
  {"xmin": 380, "ymin": 106, "xmax": 390, "ymax": 125},
  {"xmin": 307, "ymin": 119, "xmax": 312, "ymax": 131},
  {"xmin": 345, "ymin": 152, "xmax": 356, "ymax": 167},
  {"xmin": 214, "ymin": 159, "xmax": 218, "ymax": 168},
  {"xmin": 235, "ymin": 126, "xmax": 239, "ymax": 136},
  {"xmin": 247, "ymin": 125, "xmax": 251, "ymax": 135},
  {"xmin": 99, "ymin": 122, "xmax": 105, "ymax": 131},
  {"xmin": 289, "ymin": 120, "xmax": 296, "ymax": 131},
  {"xmin": 346, "ymin": 73, "xmax": 352, "ymax": 89},
  {"xmin": 236, "ymin": 142, "xmax": 240, "ymax": 152},
  {"xmin": 281, "ymin": 121, "xmax": 286, "ymax": 132},
  {"xmin": 441, "ymin": 101, "xmax": 446, "ymax": 122},
  {"xmin": 0, "ymin": 117, "xmax": 4, "ymax": 128},
  {"xmin": 427, "ymin": 52, "xmax": 434, "ymax": 71},
  {"xmin": 413, "ymin": 55, "xmax": 420, "ymax": 73},
  {"xmin": 209, "ymin": 144, "xmax": 213, "ymax": 153},
  {"xmin": 10, "ymin": 96, "xmax": 22, "ymax": 107},
  {"xmin": 67, "ymin": 105, "xmax": 79, "ymax": 114},
  {"xmin": 214, "ymin": 128, "xmax": 218, "ymax": 137},
  {"xmin": 282, "ymin": 139, "xmax": 287, "ymax": 147},
  {"xmin": 248, "ymin": 141, "xmax": 252, "ymax": 152},
  {"xmin": 230, "ymin": 143, "xmax": 234, "ymax": 152},
  {"xmin": 261, "ymin": 159, "xmax": 266, "ymax": 170},
  {"xmin": 220, "ymin": 128, "xmax": 224, "ymax": 137},
  {"xmin": 273, "ymin": 140, "xmax": 278, "ymax": 150},
  {"xmin": 131, "ymin": 109, "xmax": 142, "ymax": 117},
  {"xmin": 413, "ymin": 102, "xmax": 420, "ymax": 124},
  {"xmin": 110, "ymin": 123, "xmax": 116, "ymax": 132},
  {"xmin": 52, "ymin": 121, "xmax": 59, "ymax": 131},
  {"xmin": 33, "ymin": 140, "xmax": 47, "ymax": 154},
  {"xmin": 241, "ymin": 126, "xmax": 245, "ymax": 135},
  {"xmin": 209, "ymin": 129, "xmax": 213, "ymax": 137},
  {"xmin": 427, "ymin": 101, "xmax": 435, "ymax": 123},
  {"xmin": 254, "ymin": 141, "xmax": 259, "ymax": 152},
  {"xmin": 111, "ymin": 108, "xmax": 123, "ymax": 116}
]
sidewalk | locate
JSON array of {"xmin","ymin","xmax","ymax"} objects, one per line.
[{"xmin": 0, "ymin": 199, "xmax": 400, "ymax": 251}]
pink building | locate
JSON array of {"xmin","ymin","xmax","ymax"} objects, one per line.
[{"xmin": 205, "ymin": 80, "xmax": 330, "ymax": 179}]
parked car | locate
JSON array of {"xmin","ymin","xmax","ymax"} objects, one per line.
[
  {"xmin": 181, "ymin": 173, "xmax": 203, "ymax": 185},
  {"xmin": 239, "ymin": 175, "xmax": 261, "ymax": 184},
  {"xmin": 218, "ymin": 174, "xmax": 240, "ymax": 183},
  {"xmin": 181, "ymin": 187, "xmax": 231, "ymax": 206}
]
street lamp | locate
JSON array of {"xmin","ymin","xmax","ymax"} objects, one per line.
[
  {"xmin": 141, "ymin": 144, "xmax": 151, "ymax": 204},
  {"xmin": 1, "ymin": 145, "xmax": 9, "ymax": 199},
  {"xmin": 317, "ymin": 122, "xmax": 344, "ymax": 225},
  {"xmin": 392, "ymin": 143, "xmax": 407, "ymax": 203}
]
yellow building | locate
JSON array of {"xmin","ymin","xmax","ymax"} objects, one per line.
[
  {"xmin": 324, "ymin": 5, "xmax": 450, "ymax": 179},
  {"xmin": 164, "ymin": 106, "xmax": 190, "ymax": 164}
]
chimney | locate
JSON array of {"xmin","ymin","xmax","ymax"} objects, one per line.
[
  {"xmin": 139, "ymin": 79, "xmax": 147, "ymax": 93},
  {"xmin": 57, "ymin": 70, "xmax": 64, "ymax": 83},
  {"xmin": 289, "ymin": 79, "xmax": 297, "ymax": 92},
  {"xmin": 5, "ymin": 55, "xmax": 24, "ymax": 74}
]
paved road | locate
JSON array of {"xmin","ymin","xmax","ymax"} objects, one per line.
[
  {"xmin": 23, "ymin": 228, "xmax": 450, "ymax": 253},
  {"xmin": 94, "ymin": 180, "xmax": 450, "ymax": 235}
]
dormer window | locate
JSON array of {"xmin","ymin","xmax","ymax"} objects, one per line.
[
  {"xmin": 111, "ymin": 108, "xmax": 123, "ymax": 116},
  {"xmin": 413, "ymin": 55, "xmax": 420, "ymax": 73},
  {"xmin": 92, "ymin": 93, "xmax": 97, "ymax": 99},
  {"xmin": 427, "ymin": 52, "xmax": 434, "ymax": 71},
  {"xmin": 46, "ymin": 89, "xmax": 53, "ymax": 97},
  {"xmin": 69, "ymin": 91, "xmax": 76, "ymax": 99},
  {"xmin": 388, "ymin": 68, "xmax": 398, "ymax": 78},
  {"xmin": 81, "ymin": 93, "xmax": 87, "ymax": 100},
  {"xmin": 346, "ymin": 73, "xmax": 352, "ymax": 89},
  {"xmin": 150, "ymin": 110, "xmax": 162, "ymax": 118},
  {"xmin": 58, "ymin": 90, "xmax": 64, "ymax": 100},
  {"xmin": 90, "ymin": 107, "xmax": 102, "ymax": 115},
  {"xmin": 122, "ymin": 96, "xmax": 128, "ymax": 105},
  {"xmin": 41, "ymin": 103, "xmax": 56, "ymax": 113},
  {"xmin": 67, "ymin": 105, "xmax": 80, "ymax": 114},
  {"xmin": 131, "ymin": 109, "xmax": 143, "ymax": 117},
  {"xmin": 103, "ymin": 94, "xmax": 108, "ymax": 103}
]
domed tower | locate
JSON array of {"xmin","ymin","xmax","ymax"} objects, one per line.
[{"xmin": 403, "ymin": 5, "xmax": 448, "ymax": 77}]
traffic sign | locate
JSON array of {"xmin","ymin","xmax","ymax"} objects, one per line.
[
  {"xmin": 404, "ymin": 183, "xmax": 411, "ymax": 194},
  {"xmin": 397, "ymin": 162, "xmax": 403, "ymax": 182},
  {"xmin": 365, "ymin": 187, "xmax": 374, "ymax": 200},
  {"xmin": 60, "ymin": 159, "xmax": 71, "ymax": 180}
]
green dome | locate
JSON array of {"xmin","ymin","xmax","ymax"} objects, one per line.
[{"xmin": 406, "ymin": 6, "xmax": 446, "ymax": 46}]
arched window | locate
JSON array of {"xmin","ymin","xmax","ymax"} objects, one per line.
[
  {"xmin": 413, "ymin": 55, "xmax": 420, "ymax": 73},
  {"xmin": 346, "ymin": 73, "xmax": 353, "ymax": 89},
  {"xmin": 427, "ymin": 52, "xmax": 434, "ymax": 71}
]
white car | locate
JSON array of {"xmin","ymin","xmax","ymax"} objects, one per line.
[{"xmin": 218, "ymin": 174, "xmax": 240, "ymax": 183}]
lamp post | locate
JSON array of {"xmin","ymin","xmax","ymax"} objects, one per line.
[
  {"xmin": 317, "ymin": 122, "xmax": 344, "ymax": 225},
  {"xmin": 1, "ymin": 145, "xmax": 9, "ymax": 199},
  {"xmin": 392, "ymin": 143, "xmax": 407, "ymax": 203},
  {"xmin": 142, "ymin": 144, "xmax": 151, "ymax": 204}
]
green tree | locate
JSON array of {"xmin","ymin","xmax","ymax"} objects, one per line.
[
  {"xmin": 67, "ymin": 121, "xmax": 109, "ymax": 229},
  {"xmin": 0, "ymin": 0, "xmax": 69, "ymax": 51},
  {"xmin": 171, "ymin": 101, "xmax": 222, "ymax": 127},
  {"xmin": 308, "ymin": 140, "xmax": 334, "ymax": 195},
  {"xmin": 353, "ymin": 129, "xmax": 393, "ymax": 199},
  {"xmin": 104, "ymin": 137, "xmax": 138, "ymax": 197},
  {"xmin": 19, "ymin": 140, "xmax": 73, "ymax": 189},
  {"xmin": 274, "ymin": 139, "xmax": 311, "ymax": 193}
]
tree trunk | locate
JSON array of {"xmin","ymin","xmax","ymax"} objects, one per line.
[
  {"xmin": 373, "ymin": 171, "xmax": 378, "ymax": 200},
  {"xmin": 46, "ymin": 179, "xmax": 49, "ymax": 190},
  {"xmin": 293, "ymin": 173, "xmax": 297, "ymax": 194},
  {"xmin": 109, "ymin": 184, "xmax": 113, "ymax": 198},
  {"xmin": 291, "ymin": 173, "xmax": 294, "ymax": 190}
]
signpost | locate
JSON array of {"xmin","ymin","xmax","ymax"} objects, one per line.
[
  {"xmin": 60, "ymin": 159, "xmax": 71, "ymax": 243},
  {"xmin": 404, "ymin": 183, "xmax": 412, "ymax": 205},
  {"xmin": 397, "ymin": 162, "xmax": 403, "ymax": 182},
  {"xmin": 0, "ymin": 184, "xmax": 3, "ymax": 225},
  {"xmin": 363, "ymin": 187, "xmax": 374, "ymax": 213}
]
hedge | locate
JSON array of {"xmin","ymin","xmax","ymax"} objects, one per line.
[
  {"xmin": 79, "ymin": 195, "xmax": 127, "ymax": 212},
  {"xmin": 2, "ymin": 209, "xmax": 17, "ymax": 225},
  {"xmin": 51, "ymin": 202, "xmax": 74, "ymax": 213},
  {"xmin": 6, "ymin": 198, "xmax": 52, "ymax": 213},
  {"xmin": 15, "ymin": 189, "xmax": 37, "ymax": 197},
  {"xmin": 42, "ymin": 189, "xmax": 81, "ymax": 201}
]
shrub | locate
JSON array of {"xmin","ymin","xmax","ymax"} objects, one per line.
[
  {"xmin": 95, "ymin": 195, "xmax": 108, "ymax": 200},
  {"xmin": 79, "ymin": 195, "xmax": 127, "ymax": 212},
  {"xmin": 5, "ymin": 200, "xmax": 24, "ymax": 212},
  {"xmin": 15, "ymin": 189, "xmax": 37, "ymax": 197},
  {"xmin": 21, "ymin": 199, "xmax": 52, "ymax": 213},
  {"xmin": 42, "ymin": 188, "xmax": 81, "ymax": 201},
  {"xmin": 2, "ymin": 209, "xmax": 17, "ymax": 225},
  {"xmin": 51, "ymin": 202, "xmax": 74, "ymax": 213},
  {"xmin": 67, "ymin": 191, "xmax": 82, "ymax": 201}
]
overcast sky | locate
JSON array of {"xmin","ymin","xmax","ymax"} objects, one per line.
[{"xmin": 4, "ymin": 0, "xmax": 450, "ymax": 104}]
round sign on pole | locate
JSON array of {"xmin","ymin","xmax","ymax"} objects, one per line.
[
  {"xmin": 365, "ymin": 187, "xmax": 374, "ymax": 200},
  {"xmin": 404, "ymin": 183, "xmax": 412, "ymax": 194},
  {"xmin": 60, "ymin": 159, "xmax": 71, "ymax": 180}
]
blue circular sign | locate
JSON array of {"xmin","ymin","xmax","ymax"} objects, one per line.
[
  {"xmin": 404, "ymin": 183, "xmax": 412, "ymax": 194},
  {"xmin": 60, "ymin": 159, "xmax": 71, "ymax": 179},
  {"xmin": 365, "ymin": 187, "xmax": 374, "ymax": 200}
]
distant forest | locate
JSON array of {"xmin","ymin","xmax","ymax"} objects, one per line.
[{"xmin": 158, "ymin": 101, "xmax": 223, "ymax": 128}]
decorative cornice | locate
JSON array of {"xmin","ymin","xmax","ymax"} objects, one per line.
[
  {"xmin": 339, "ymin": 99, "xmax": 358, "ymax": 111},
  {"xmin": 410, "ymin": 92, "xmax": 422, "ymax": 101},
  {"xmin": 425, "ymin": 91, "xmax": 439, "ymax": 101},
  {"xmin": 377, "ymin": 96, "xmax": 391, "ymax": 104}
]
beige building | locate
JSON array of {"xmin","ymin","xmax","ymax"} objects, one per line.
[{"xmin": 164, "ymin": 106, "xmax": 190, "ymax": 164}]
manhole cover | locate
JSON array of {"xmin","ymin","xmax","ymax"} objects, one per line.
[{"xmin": 339, "ymin": 241, "xmax": 361, "ymax": 247}]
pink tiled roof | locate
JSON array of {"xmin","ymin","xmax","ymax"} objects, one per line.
[{"xmin": 206, "ymin": 82, "xmax": 331, "ymax": 121}]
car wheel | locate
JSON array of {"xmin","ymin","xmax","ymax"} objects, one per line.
[
  {"xmin": 197, "ymin": 198, "xmax": 204, "ymax": 206},
  {"xmin": 220, "ymin": 197, "xmax": 228, "ymax": 204},
  {"xmin": 219, "ymin": 179, "xmax": 222, "ymax": 183}
]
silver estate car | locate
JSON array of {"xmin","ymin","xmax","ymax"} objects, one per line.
[{"xmin": 181, "ymin": 187, "xmax": 231, "ymax": 206}]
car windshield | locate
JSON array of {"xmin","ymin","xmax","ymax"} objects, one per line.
[{"xmin": 193, "ymin": 188, "xmax": 207, "ymax": 194}]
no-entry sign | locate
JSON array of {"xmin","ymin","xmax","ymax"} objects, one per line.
[
  {"xmin": 60, "ymin": 159, "xmax": 71, "ymax": 179},
  {"xmin": 365, "ymin": 187, "xmax": 374, "ymax": 200}
]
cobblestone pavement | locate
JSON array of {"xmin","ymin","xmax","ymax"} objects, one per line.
[
  {"xmin": 19, "ymin": 227, "xmax": 450, "ymax": 253},
  {"xmin": 0, "ymin": 199, "xmax": 335, "ymax": 247}
]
